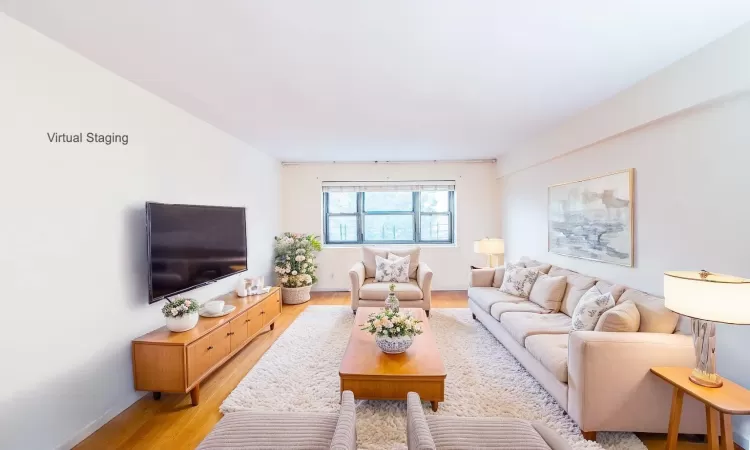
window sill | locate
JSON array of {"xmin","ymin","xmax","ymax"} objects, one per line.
[{"xmin": 323, "ymin": 243, "xmax": 458, "ymax": 249}]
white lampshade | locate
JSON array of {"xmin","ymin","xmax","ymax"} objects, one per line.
[
  {"xmin": 664, "ymin": 271, "xmax": 750, "ymax": 325},
  {"xmin": 474, "ymin": 238, "xmax": 505, "ymax": 255}
]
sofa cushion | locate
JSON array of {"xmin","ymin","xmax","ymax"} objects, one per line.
[
  {"xmin": 492, "ymin": 267, "xmax": 506, "ymax": 288},
  {"xmin": 525, "ymin": 334, "xmax": 569, "ymax": 383},
  {"xmin": 469, "ymin": 288, "xmax": 523, "ymax": 313},
  {"xmin": 520, "ymin": 257, "xmax": 552, "ymax": 274},
  {"xmin": 547, "ymin": 266, "xmax": 577, "ymax": 277},
  {"xmin": 470, "ymin": 268, "xmax": 495, "ymax": 287},
  {"xmin": 528, "ymin": 274, "xmax": 567, "ymax": 312},
  {"xmin": 500, "ymin": 267, "xmax": 540, "ymax": 299},
  {"xmin": 426, "ymin": 416, "xmax": 556, "ymax": 450},
  {"xmin": 500, "ymin": 312, "xmax": 572, "ymax": 346},
  {"xmin": 570, "ymin": 286, "xmax": 615, "ymax": 332},
  {"xmin": 360, "ymin": 279, "xmax": 423, "ymax": 300},
  {"xmin": 595, "ymin": 280, "xmax": 627, "ymax": 303},
  {"xmin": 361, "ymin": 247, "xmax": 420, "ymax": 279},
  {"xmin": 595, "ymin": 300, "xmax": 641, "ymax": 332},
  {"xmin": 490, "ymin": 301, "xmax": 546, "ymax": 320},
  {"xmin": 559, "ymin": 273, "xmax": 598, "ymax": 317},
  {"xmin": 197, "ymin": 411, "xmax": 339, "ymax": 450},
  {"xmin": 618, "ymin": 289, "xmax": 678, "ymax": 333}
]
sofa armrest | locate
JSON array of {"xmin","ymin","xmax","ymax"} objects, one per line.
[
  {"xmin": 568, "ymin": 331, "xmax": 705, "ymax": 434},
  {"xmin": 330, "ymin": 391, "xmax": 357, "ymax": 450},
  {"xmin": 469, "ymin": 268, "xmax": 495, "ymax": 287},
  {"xmin": 417, "ymin": 263, "xmax": 433, "ymax": 312},
  {"xmin": 407, "ymin": 392, "xmax": 436, "ymax": 450},
  {"xmin": 349, "ymin": 262, "xmax": 365, "ymax": 311}
]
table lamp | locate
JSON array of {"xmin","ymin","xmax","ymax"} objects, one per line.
[
  {"xmin": 474, "ymin": 238, "xmax": 504, "ymax": 267},
  {"xmin": 664, "ymin": 270, "xmax": 750, "ymax": 388}
]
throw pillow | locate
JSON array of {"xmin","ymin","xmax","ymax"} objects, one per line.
[
  {"xmin": 571, "ymin": 286, "xmax": 616, "ymax": 332},
  {"xmin": 388, "ymin": 252, "xmax": 413, "ymax": 279},
  {"xmin": 499, "ymin": 267, "xmax": 539, "ymax": 299},
  {"xmin": 595, "ymin": 300, "xmax": 641, "ymax": 332},
  {"xmin": 375, "ymin": 255, "xmax": 410, "ymax": 283},
  {"xmin": 528, "ymin": 274, "xmax": 567, "ymax": 312}
]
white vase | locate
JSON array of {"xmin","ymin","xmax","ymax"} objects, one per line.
[
  {"xmin": 166, "ymin": 312, "xmax": 199, "ymax": 332},
  {"xmin": 375, "ymin": 335, "xmax": 413, "ymax": 354}
]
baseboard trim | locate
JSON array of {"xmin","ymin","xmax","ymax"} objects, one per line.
[{"xmin": 58, "ymin": 391, "xmax": 147, "ymax": 450}]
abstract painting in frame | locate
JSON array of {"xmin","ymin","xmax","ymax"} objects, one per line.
[{"xmin": 548, "ymin": 169, "xmax": 634, "ymax": 267}]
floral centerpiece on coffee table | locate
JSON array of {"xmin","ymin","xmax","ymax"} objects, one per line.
[
  {"xmin": 361, "ymin": 309, "xmax": 423, "ymax": 354},
  {"xmin": 273, "ymin": 232, "xmax": 322, "ymax": 305}
]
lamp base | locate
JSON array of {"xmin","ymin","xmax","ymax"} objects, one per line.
[{"xmin": 689, "ymin": 319, "xmax": 722, "ymax": 388}]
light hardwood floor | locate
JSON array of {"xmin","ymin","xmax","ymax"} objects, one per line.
[{"xmin": 76, "ymin": 291, "xmax": 712, "ymax": 450}]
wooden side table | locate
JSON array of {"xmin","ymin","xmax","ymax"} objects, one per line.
[{"xmin": 651, "ymin": 367, "xmax": 750, "ymax": 450}]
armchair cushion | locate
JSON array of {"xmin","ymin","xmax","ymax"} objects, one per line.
[
  {"xmin": 360, "ymin": 279, "xmax": 423, "ymax": 300},
  {"xmin": 362, "ymin": 246, "xmax": 421, "ymax": 279},
  {"xmin": 389, "ymin": 247, "xmax": 421, "ymax": 279}
]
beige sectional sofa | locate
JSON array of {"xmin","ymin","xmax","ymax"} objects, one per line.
[{"xmin": 469, "ymin": 257, "xmax": 705, "ymax": 439}]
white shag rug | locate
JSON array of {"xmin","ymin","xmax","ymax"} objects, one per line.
[{"xmin": 221, "ymin": 306, "xmax": 646, "ymax": 450}]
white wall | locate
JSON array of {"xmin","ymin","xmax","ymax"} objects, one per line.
[
  {"xmin": 281, "ymin": 162, "xmax": 499, "ymax": 290},
  {"xmin": 0, "ymin": 14, "xmax": 280, "ymax": 450},
  {"xmin": 497, "ymin": 23, "xmax": 750, "ymax": 447}
]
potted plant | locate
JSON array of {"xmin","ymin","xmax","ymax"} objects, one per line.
[
  {"xmin": 161, "ymin": 297, "xmax": 200, "ymax": 332},
  {"xmin": 274, "ymin": 232, "xmax": 322, "ymax": 304},
  {"xmin": 360, "ymin": 309, "xmax": 423, "ymax": 354}
]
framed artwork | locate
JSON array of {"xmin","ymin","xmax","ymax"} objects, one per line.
[{"xmin": 548, "ymin": 169, "xmax": 634, "ymax": 267}]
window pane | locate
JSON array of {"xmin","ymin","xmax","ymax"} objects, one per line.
[
  {"xmin": 420, "ymin": 191, "xmax": 450, "ymax": 213},
  {"xmin": 327, "ymin": 216, "xmax": 357, "ymax": 242},
  {"xmin": 420, "ymin": 214, "xmax": 451, "ymax": 241},
  {"xmin": 364, "ymin": 192, "xmax": 413, "ymax": 212},
  {"xmin": 327, "ymin": 192, "xmax": 357, "ymax": 213},
  {"xmin": 364, "ymin": 215, "xmax": 414, "ymax": 241}
]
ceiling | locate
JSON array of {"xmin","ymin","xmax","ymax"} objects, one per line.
[{"xmin": 4, "ymin": 1, "xmax": 750, "ymax": 162}]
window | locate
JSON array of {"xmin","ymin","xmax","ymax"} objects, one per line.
[{"xmin": 323, "ymin": 188, "xmax": 455, "ymax": 245}]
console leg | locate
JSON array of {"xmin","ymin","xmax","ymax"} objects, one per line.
[
  {"xmin": 431, "ymin": 401, "xmax": 439, "ymax": 412},
  {"xmin": 152, "ymin": 392, "xmax": 161, "ymax": 401},
  {"xmin": 581, "ymin": 431, "xmax": 596, "ymax": 441},
  {"xmin": 190, "ymin": 384, "xmax": 200, "ymax": 406}
]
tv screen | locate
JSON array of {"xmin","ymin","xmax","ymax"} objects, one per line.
[{"xmin": 146, "ymin": 202, "xmax": 247, "ymax": 303}]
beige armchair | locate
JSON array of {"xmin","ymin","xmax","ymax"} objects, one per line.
[{"xmin": 349, "ymin": 247, "xmax": 433, "ymax": 315}]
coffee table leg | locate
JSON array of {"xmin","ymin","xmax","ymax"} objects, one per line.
[{"xmin": 431, "ymin": 401, "xmax": 439, "ymax": 412}]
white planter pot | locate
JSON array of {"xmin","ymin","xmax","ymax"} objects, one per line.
[
  {"xmin": 281, "ymin": 285, "xmax": 312, "ymax": 305},
  {"xmin": 166, "ymin": 312, "xmax": 199, "ymax": 332}
]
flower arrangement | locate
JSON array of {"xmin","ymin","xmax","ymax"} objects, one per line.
[
  {"xmin": 273, "ymin": 232, "xmax": 322, "ymax": 288},
  {"xmin": 361, "ymin": 309, "xmax": 423, "ymax": 339},
  {"xmin": 161, "ymin": 297, "xmax": 200, "ymax": 318}
]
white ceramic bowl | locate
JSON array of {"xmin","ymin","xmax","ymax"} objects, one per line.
[{"xmin": 204, "ymin": 300, "xmax": 225, "ymax": 314}]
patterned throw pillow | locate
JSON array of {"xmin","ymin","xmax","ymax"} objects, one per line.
[
  {"xmin": 387, "ymin": 252, "xmax": 412, "ymax": 278},
  {"xmin": 375, "ymin": 255, "xmax": 410, "ymax": 282},
  {"xmin": 571, "ymin": 286, "xmax": 616, "ymax": 332},
  {"xmin": 499, "ymin": 267, "xmax": 539, "ymax": 298}
]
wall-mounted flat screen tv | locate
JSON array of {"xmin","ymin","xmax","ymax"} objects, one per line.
[{"xmin": 146, "ymin": 202, "xmax": 247, "ymax": 303}]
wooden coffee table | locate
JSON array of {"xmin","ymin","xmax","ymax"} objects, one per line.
[{"xmin": 339, "ymin": 307, "xmax": 446, "ymax": 411}]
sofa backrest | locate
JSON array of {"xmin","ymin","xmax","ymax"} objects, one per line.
[
  {"xmin": 361, "ymin": 246, "xmax": 421, "ymax": 279},
  {"xmin": 547, "ymin": 266, "xmax": 596, "ymax": 316},
  {"xmin": 618, "ymin": 289, "xmax": 679, "ymax": 333},
  {"xmin": 526, "ymin": 258, "xmax": 679, "ymax": 333}
]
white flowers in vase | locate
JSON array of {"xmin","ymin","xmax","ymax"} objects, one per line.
[{"xmin": 273, "ymin": 233, "xmax": 322, "ymax": 288}]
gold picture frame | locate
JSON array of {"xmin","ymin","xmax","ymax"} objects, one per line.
[{"xmin": 547, "ymin": 168, "xmax": 634, "ymax": 267}]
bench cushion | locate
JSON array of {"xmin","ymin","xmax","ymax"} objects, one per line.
[
  {"xmin": 197, "ymin": 412, "xmax": 338, "ymax": 450},
  {"xmin": 427, "ymin": 416, "xmax": 554, "ymax": 449}
]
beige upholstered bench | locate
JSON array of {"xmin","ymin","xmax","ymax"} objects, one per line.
[
  {"xmin": 197, "ymin": 391, "xmax": 357, "ymax": 450},
  {"xmin": 407, "ymin": 392, "xmax": 571, "ymax": 450}
]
